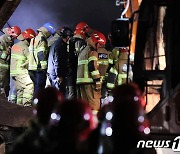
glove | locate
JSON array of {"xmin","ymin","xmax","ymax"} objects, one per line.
[
  {"xmin": 20, "ymin": 61, "xmax": 29, "ymax": 69},
  {"xmin": 95, "ymin": 81, "xmax": 102, "ymax": 91},
  {"xmin": 56, "ymin": 77, "xmax": 63, "ymax": 84}
]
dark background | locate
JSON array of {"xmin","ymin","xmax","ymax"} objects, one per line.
[{"xmin": 7, "ymin": 0, "xmax": 122, "ymax": 36}]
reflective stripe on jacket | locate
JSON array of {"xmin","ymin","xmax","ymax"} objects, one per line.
[
  {"xmin": 28, "ymin": 31, "xmax": 49, "ymax": 71},
  {"xmin": 106, "ymin": 48, "xmax": 129, "ymax": 89},
  {"xmin": 76, "ymin": 45, "xmax": 94, "ymax": 84},
  {"xmin": 0, "ymin": 34, "xmax": 12, "ymax": 66},
  {"xmin": 10, "ymin": 40, "xmax": 29, "ymax": 75},
  {"xmin": 97, "ymin": 47, "xmax": 110, "ymax": 82},
  {"xmin": 88, "ymin": 51, "xmax": 100, "ymax": 80}
]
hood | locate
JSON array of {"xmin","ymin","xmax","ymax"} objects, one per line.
[
  {"xmin": 2, "ymin": 28, "xmax": 9, "ymax": 35},
  {"xmin": 87, "ymin": 37, "xmax": 96, "ymax": 49},
  {"xmin": 17, "ymin": 33, "xmax": 25, "ymax": 41},
  {"xmin": 74, "ymin": 34, "xmax": 83, "ymax": 39},
  {"xmin": 37, "ymin": 27, "xmax": 51, "ymax": 39}
]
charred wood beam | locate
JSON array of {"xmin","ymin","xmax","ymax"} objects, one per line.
[
  {"xmin": 0, "ymin": 0, "xmax": 21, "ymax": 29},
  {"xmin": 0, "ymin": 0, "xmax": 6, "ymax": 9}
]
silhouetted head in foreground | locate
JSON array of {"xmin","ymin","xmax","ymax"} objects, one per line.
[
  {"xmin": 54, "ymin": 99, "xmax": 97, "ymax": 153},
  {"xmin": 111, "ymin": 83, "xmax": 150, "ymax": 153},
  {"xmin": 34, "ymin": 87, "xmax": 64, "ymax": 125}
]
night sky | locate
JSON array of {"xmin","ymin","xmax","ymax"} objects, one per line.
[{"xmin": 7, "ymin": 0, "xmax": 122, "ymax": 37}]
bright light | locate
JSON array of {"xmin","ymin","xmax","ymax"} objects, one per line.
[
  {"xmin": 56, "ymin": 114, "xmax": 61, "ymax": 121},
  {"xmin": 108, "ymin": 96, "xmax": 114, "ymax": 102},
  {"xmin": 144, "ymin": 127, "xmax": 150, "ymax": 135},
  {"xmin": 138, "ymin": 116, "xmax": 144, "ymax": 123},
  {"xmin": 106, "ymin": 127, "xmax": 113, "ymax": 136},
  {"xmin": 51, "ymin": 113, "xmax": 57, "ymax": 120},
  {"xmin": 84, "ymin": 113, "xmax": 90, "ymax": 121},
  {"xmin": 33, "ymin": 98, "xmax": 38, "ymax": 105},
  {"xmin": 134, "ymin": 96, "xmax": 139, "ymax": 101},
  {"xmin": 106, "ymin": 112, "xmax": 113, "ymax": 121}
]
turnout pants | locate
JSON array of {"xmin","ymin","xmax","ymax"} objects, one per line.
[
  {"xmin": 29, "ymin": 70, "xmax": 47, "ymax": 97},
  {"xmin": 0, "ymin": 67, "xmax": 10, "ymax": 97},
  {"xmin": 12, "ymin": 73, "xmax": 34, "ymax": 106},
  {"xmin": 78, "ymin": 84, "xmax": 101, "ymax": 111}
]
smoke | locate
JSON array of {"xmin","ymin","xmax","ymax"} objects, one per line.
[{"xmin": 8, "ymin": 0, "xmax": 121, "ymax": 36}]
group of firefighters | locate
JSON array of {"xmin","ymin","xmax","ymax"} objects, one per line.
[{"xmin": 0, "ymin": 21, "xmax": 132, "ymax": 112}]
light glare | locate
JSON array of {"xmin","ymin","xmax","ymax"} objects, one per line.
[
  {"xmin": 106, "ymin": 112, "xmax": 113, "ymax": 121},
  {"xmin": 106, "ymin": 127, "xmax": 113, "ymax": 136}
]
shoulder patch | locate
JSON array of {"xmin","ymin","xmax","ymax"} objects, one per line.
[
  {"xmin": 98, "ymin": 53, "xmax": 108, "ymax": 59},
  {"xmin": 12, "ymin": 45, "xmax": 21, "ymax": 52}
]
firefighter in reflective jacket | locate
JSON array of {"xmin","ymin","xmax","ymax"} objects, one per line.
[
  {"xmin": 96, "ymin": 39, "xmax": 110, "ymax": 100},
  {"xmin": 106, "ymin": 47, "xmax": 129, "ymax": 90},
  {"xmin": 69, "ymin": 24, "xmax": 88, "ymax": 98},
  {"xmin": 73, "ymin": 26, "xmax": 88, "ymax": 56},
  {"xmin": 76, "ymin": 32, "xmax": 106, "ymax": 112},
  {"xmin": 10, "ymin": 29, "xmax": 36, "ymax": 106},
  {"xmin": 28, "ymin": 23, "xmax": 56, "ymax": 96},
  {"xmin": 0, "ymin": 26, "xmax": 21, "ymax": 97}
]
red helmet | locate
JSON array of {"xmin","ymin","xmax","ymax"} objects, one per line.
[
  {"xmin": 91, "ymin": 32, "xmax": 106, "ymax": 46},
  {"xmin": 75, "ymin": 21, "xmax": 89, "ymax": 33},
  {"xmin": 22, "ymin": 28, "xmax": 36, "ymax": 39},
  {"xmin": 74, "ymin": 28, "xmax": 86, "ymax": 38},
  {"xmin": 7, "ymin": 26, "xmax": 21, "ymax": 38}
]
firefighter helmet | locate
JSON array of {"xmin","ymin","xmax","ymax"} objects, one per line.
[
  {"xmin": 75, "ymin": 22, "xmax": 89, "ymax": 32},
  {"xmin": 74, "ymin": 28, "xmax": 86, "ymax": 38},
  {"xmin": 43, "ymin": 22, "xmax": 56, "ymax": 35},
  {"xmin": 59, "ymin": 27, "xmax": 73, "ymax": 38},
  {"xmin": 22, "ymin": 28, "xmax": 36, "ymax": 39},
  {"xmin": 91, "ymin": 32, "xmax": 106, "ymax": 46},
  {"xmin": 7, "ymin": 26, "xmax": 21, "ymax": 38}
]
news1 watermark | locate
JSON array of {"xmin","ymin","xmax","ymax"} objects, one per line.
[{"xmin": 137, "ymin": 136, "xmax": 180, "ymax": 152}]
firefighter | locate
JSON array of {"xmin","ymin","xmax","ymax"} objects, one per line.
[
  {"xmin": 106, "ymin": 47, "xmax": 131, "ymax": 90},
  {"xmin": 93, "ymin": 32, "xmax": 111, "ymax": 103},
  {"xmin": 28, "ymin": 22, "xmax": 56, "ymax": 97},
  {"xmin": 67, "ymin": 22, "xmax": 89, "ymax": 98},
  {"xmin": 58, "ymin": 27, "xmax": 74, "ymax": 98},
  {"xmin": 73, "ymin": 23, "xmax": 88, "ymax": 56},
  {"xmin": 10, "ymin": 29, "xmax": 36, "ymax": 106},
  {"xmin": 47, "ymin": 27, "xmax": 73, "ymax": 98},
  {"xmin": 48, "ymin": 27, "xmax": 63, "ymax": 47},
  {"xmin": 0, "ymin": 26, "xmax": 21, "ymax": 97},
  {"xmin": 76, "ymin": 31, "xmax": 106, "ymax": 112}
]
